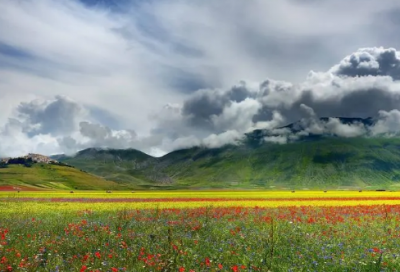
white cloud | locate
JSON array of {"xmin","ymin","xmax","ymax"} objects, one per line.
[
  {"xmin": 264, "ymin": 136, "xmax": 288, "ymax": 144},
  {"xmin": 211, "ymin": 98, "xmax": 261, "ymax": 132},
  {"xmin": 3, "ymin": 1, "xmax": 400, "ymax": 156},
  {"xmin": 202, "ymin": 130, "xmax": 243, "ymax": 149},
  {"xmin": 252, "ymin": 111, "xmax": 286, "ymax": 131},
  {"xmin": 0, "ymin": 0, "xmax": 182, "ymax": 136},
  {"xmin": 325, "ymin": 118, "xmax": 367, "ymax": 138},
  {"xmin": 370, "ymin": 110, "xmax": 400, "ymax": 136}
]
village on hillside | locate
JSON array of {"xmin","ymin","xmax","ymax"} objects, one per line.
[{"xmin": 0, "ymin": 153, "xmax": 57, "ymax": 164}]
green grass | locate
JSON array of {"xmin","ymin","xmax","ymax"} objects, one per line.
[
  {"xmin": 0, "ymin": 164, "xmax": 126, "ymax": 190},
  {"xmin": 59, "ymin": 137, "xmax": 400, "ymax": 190},
  {"xmin": 0, "ymin": 204, "xmax": 399, "ymax": 271}
]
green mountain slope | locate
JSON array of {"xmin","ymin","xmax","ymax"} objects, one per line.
[
  {"xmin": 0, "ymin": 163, "xmax": 123, "ymax": 190},
  {"xmin": 57, "ymin": 148, "xmax": 162, "ymax": 188},
  {"xmin": 58, "ymin": 137, "xmax": 400, "ymax": 190}
]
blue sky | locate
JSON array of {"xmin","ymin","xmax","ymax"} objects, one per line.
[{"xmin": 2, "ymin": 0, "xmax": 400, "ymax": 156}]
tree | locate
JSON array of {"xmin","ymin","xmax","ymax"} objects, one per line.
[{"xmin": 24, "ymin": 162, "xmax": 33, "ymax": 168}]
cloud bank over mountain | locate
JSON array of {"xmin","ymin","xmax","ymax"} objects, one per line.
[
  {"xmin": 3, "ymin": 47, "xmax": 400, "ymax": 157},
  {"xmin": 3, "ymin": 0, "xmax": 400, "ymax": 156}
]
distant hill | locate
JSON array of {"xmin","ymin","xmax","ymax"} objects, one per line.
[
  {"xmin": 0, "ymin": 157, "xmax": 125, "ymax": 190},
  {"xmin": 55, "ymin": 117, "xmax": 400, "ymax": 190},
  {"xmin": 56, "ymin": 148, "xmax": 165, "ymax": 189}
]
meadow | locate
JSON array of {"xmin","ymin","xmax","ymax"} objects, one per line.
[{"xmin": 1, "ymin": 191, "xmax": 400, "ymax": 271}]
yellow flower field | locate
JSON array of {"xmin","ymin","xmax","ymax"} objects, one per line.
[
  {"xmin": 1, "ymin": 190, "xmax": 400, "ymax": 214},
  {"xmin": 0, "ymin": 189, "xmax": 398, "ymax": 199}
]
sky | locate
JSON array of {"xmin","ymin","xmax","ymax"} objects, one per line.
[{"xmin": 2, "ymin": 0, "xmax": 400, "ymax": 157}]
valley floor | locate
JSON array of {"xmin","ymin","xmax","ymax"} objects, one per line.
[{"xmin": 1, "ymin": 191, "xmax": 400, "ymax": 271}]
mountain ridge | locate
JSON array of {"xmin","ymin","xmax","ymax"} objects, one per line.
[
  {"xmin": 3, "ymin": 117, "xmax": 399, "ymax": 190},
  {"xmin": 52, "ymin": 117, "xmax": 400, "ymax": 190}
]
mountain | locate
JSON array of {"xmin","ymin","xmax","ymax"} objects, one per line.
[
  {"xmin": 281, "ymin": 117, "xmax": 375, "ymax": 132},
  {"xmin": 0, "ymin": 155, "xmax": 124, "ymax": 190},
  {"xmin": 56, "ymin": 148, "xmax": 168, "ymax": 189},
  {"xmin": 56, "ymin": 117, "xmax": 400, "ymax": 190}
]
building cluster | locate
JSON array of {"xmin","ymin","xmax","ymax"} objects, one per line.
[
  {"xmin": 0, "ymin": 153, "xmax": 57, "ymax": 164},
  {"xmin": 0, "ymin": 157, "xmax": 10, "ymax": 163},
  {"xmin": 26, "ymin": 153, "xmax": 56, "ymax": 163}
]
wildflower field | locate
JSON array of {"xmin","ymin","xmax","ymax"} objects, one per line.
[{"xmin": 2, "ymin": 191, "xmax": 400, "ymax": 271}]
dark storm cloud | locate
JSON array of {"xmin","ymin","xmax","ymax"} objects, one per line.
[
  {"xmin": 332, "ymin": 48, "xmax": 400, "ymax": 79},
  {"xmin": 179, "ymin": 48, "xmax": 400, "ymax": 135},
  {"xmin": 278, "ymin": 86, "xmax": 400, "ymax": 121},
  {"xmin": 229, "ymin": 83, "xmax": 256, "ymax": 102},
  {"xmin": 155, "ymin": 47, "xmax": 400, "ymax": 149},
  {"xmin": 182, "ymin": 89, "xmax": 231, "ymax": 128},
  {"xmin": 16, "ymin": 95, "xmax": 84, "ymax": 136},
  {"xmin": 79, "ymin": 121, "xmax": 112, "ymax": 140},
  {"xmin": 182, "ymin": 82, "xmax": 256, "ymax": 130}
]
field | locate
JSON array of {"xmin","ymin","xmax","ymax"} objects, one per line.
[
  {"xmin": 2, "ymin": 191, "xmax": 400, "ymax": 271},
  {"xmin": 0, "ymin": 164, "xmax": 122, "ymax": 191}
]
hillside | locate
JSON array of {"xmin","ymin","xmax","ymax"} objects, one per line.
[
  {"xmin": 0, "ymin": 163, "xmax": 124, "ymax": 190},
  {"xmin": 57, "ymin": 148, "xmax": 161, "ymax": 188},
  {"xmin": 57, "ymin": 135, "xmax": 400, "ymax": 190}
]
